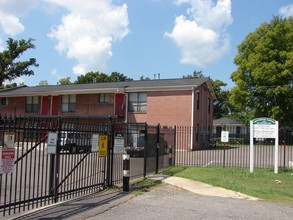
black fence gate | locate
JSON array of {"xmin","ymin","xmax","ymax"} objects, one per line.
[
  {"xmin": 0, "ymin": 116, "xmax": 111, "ymax": 217},
  {"xmin": 0, "ymin": 116, "xmax": 175, "ymax": 218}
]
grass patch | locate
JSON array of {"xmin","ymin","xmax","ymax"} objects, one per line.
[
  {"xmin": 129, "ymin": 177, "xmax": 162, "ymax": 195},
  {"xmin": 161, "ymin": 166, "xmax": 293, "ymax": 205}
]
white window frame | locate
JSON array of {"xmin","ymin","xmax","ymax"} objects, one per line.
[
  {"xmin": 62, "ymin": 94, "xmax": 76, "ymax": 112},
  {"xmin": 25, "ymin": 96, "xmax": 38, "ymax": 113},
  {"xmin": 0, "ymin": 97, "xmax": 8, "ymax": 106},
  {"xmin": 128, "ymin": 92, "xmax": 147, "ymax": 113},
  {"xmin": 99, "ymin": 93, "xmax": 110, "ymax": 103}
]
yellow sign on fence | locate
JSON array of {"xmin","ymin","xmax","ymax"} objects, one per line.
[{"xmin": 98, "ymin": 135, "xmax": 108, "ymax": 157}]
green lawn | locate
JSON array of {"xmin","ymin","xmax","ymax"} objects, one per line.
[{"xmin": 161, "ymin": 166, "xmax": 293, "ymax": 205}]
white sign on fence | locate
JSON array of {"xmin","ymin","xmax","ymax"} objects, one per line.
[
  {"xmin": 91, "ymin": 134, "xmax": 99, "ymax": 152},
  {"xmin": 47, "ymin": 132, "xmax": 58, "ymax": 154},
  {"xmin": 250, "ymin": 118, "xmax": 279, "ymax": 174}
]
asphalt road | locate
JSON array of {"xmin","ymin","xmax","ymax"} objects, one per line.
[
  {"xmin": 6, "ymin": 183, "xmax": 293, "ymax": 220},
  {"xmin": 90, "ymin": 185, "xmax": 293, "ymax": 220}
]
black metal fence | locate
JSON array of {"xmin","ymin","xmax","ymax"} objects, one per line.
[
  {"xmin": 175, "ymin": 127, "xmax": 293, "ymax": 170},
  {"xmin": 0, "ymin": 115, "xmax": 174, "ymax": 218},
  {"xmin": 2, "ymin": 114, "xmax": 292, "ymax": 218}
]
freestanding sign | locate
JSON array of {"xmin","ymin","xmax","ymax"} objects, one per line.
[
  {"xmin": 221, "ymin": 131, "xmax": 229, "ymax": 143},
  {"xmin": 250, "ymin": 118, "xmax": 279, "ymax": 173}
]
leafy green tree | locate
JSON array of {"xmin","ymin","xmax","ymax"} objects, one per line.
[
  {"xmin": 183, "ymin": 70, "xmax": 230, "ymax": 119},
  {"xmin": 74, "ymin": 71, "xmax": 132, "ymax": 84},
  {"xmin": 58, "ymin": 77, "xmax": 72, "ymax": 85},
  {"xmin": 140, "ymin": 76, "xmax": 151, "ymax": 80},
  {"xmin": 0, "ymin": 38, "xmax": 39, "ymax": 86},
  {"xmin": 212, "ymin": 80, "xmax": 230, "ymax": 119},
  {"xmin": 230, "ymin": 16, "xmax": 293, "ymax": 126},
  {"xmin": 183, "ymin": 70, "xmax": 204, "ymax": 78},
  {"xmin": 38, "ymin": 80, "xmax": 49, "ymax": 86}
]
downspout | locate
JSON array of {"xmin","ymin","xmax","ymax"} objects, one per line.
[
  {"xmin": 124, "ymin": 93, "xmax": 128, "ymax": 123},
  {"xmin": 191, "ymin": 87, "xmax": 195, "ymax": 150}
]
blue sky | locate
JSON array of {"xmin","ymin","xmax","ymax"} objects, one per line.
[{"xmin": 0, "ymin": 0, "xmax": 292, "ymax": 89}]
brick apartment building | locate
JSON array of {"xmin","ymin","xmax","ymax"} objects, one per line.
[{"xmin": 0, "ymin": 78, "xmax": 215, "ymax": 149}]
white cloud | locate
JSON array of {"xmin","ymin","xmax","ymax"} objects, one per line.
[
  {"xmin": 279, "ymin": 4, "xmax": 293, "ymax": 17},
  {"xmin": 0, "ymin": 0, "xmax": 37, "ymax": 35},
  {"xmin": 166, "ymin": 0, "xmax": 232, "ymax": 67},
  {"xmin": 0, "ymin": 11, "xmax": 24, "ymax": 35},
  {"xmin": 47, "ymin": 0, "xmax": 129, "ymax": 75}
]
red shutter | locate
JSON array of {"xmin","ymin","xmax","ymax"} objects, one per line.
[
  {"xmin": 51, "ymin": 96, "xmax": 59, "ymax": 115},
  {"xmin": 41, "ymin": 96, "xmax": 48, "ymax": 115}
]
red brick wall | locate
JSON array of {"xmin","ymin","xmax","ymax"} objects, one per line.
[
  {"xmin": 0, "ymin": 97, "xmax": 27, "ymax": 116},
  {"xmin": 74, "ymin": 94, "xmax": 114, "ymax": 116},
  {"xmin": 127, "ymin": 90, "xmax": 193, "ymax": 126},
  {"xmin": 147, "ymin": 90, "xmax": 192, "ymax": 126}
]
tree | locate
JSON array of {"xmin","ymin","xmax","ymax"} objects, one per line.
[
  {"xmin": 58, "ymin": 77, "xmax": 72, "ymax": 85},
  {"xmin": 38, "ymin": 80, "xmax": 49, "ymax": 86},
  {"xmin": 74, "ymin": 71, "xmax": 132, "ymax": 84},
  {"xmin": 183, "ymin": 70, "xmax": 231, "ymax": 119},
  {"xmin": 212, "ymin": 80, "xmax": 230, "ymax": 119},
  {"xmin": 229, "ymin": 16, "xmax": 293, "ymax": 127},
  {"xmin": 0, "ymin": 38, "xmax": 39, "ymax": 86},
  {"xmin": 140, "ymin": 76, "xmax": 151, "ymax": 80},
  {"xmin": 183, "ymin": 70, "xmax": 204, "ymax": 78}
]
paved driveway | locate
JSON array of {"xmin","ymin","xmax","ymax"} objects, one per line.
[{"xmin": 87, "ymin": 184, "xmax": 292, "ymax": 220}]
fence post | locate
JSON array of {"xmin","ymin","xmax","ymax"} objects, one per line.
[
  {"xmin": 223, "ymin": 143, "xmax": 226, "ymax": 168},
  {"xmin": 143, "ymin": 123, "xmax": 148, "ymax": 178},
  {"xmin": 123, "ymin": 154, "xmax": 130, "ymax": 192},
  {"xmin": 107, "ymin": 117, "xmax": 114, "ymax": 187},
  {"xmin": 283, "ymin": 140, "xmax": 286, "ymax": 170},
  {"xmin": 173, "ymin": 126, "xmax": 177, "ymax": 166},
  {"xmin": 155, "ymin": 124, "xmax": 160, "ymax": 174}
]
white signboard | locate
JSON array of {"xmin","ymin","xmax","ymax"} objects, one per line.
[
  {"xmin": 253, "ymin": 118, "xmax": 277, "ymax": 138},
  {"xmin": 91, "ymin": 134, "xmax": 99, "ymax": 152},
  {"xmin": 250, "ymin": 118, "xmax": 279, "ymax": 174},
  {"xmin": 47, "ymin": 132, "xmax": 57, "ymax": 154},
  {"xmin": 4, "ymin": 132, "xmax": 15, "ymax": 148},
  {"xmin": 221, "ymin": 131, "xmax": 229, "ymax": 143},
  {"xmin": 114, "ymin": 135, "xmax": 124, "ymax": 154}
]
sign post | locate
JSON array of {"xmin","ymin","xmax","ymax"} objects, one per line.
[
  {"xmin": 250, "ymin": 118, "xmax": 279, "ymax": 173},
  {"xmin": 221, "ymin": 131, "xmax": 229, "ymax": 167}
]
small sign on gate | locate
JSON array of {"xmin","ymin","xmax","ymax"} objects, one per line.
[
  {"xmin": 98, "ymin": 135, "xmax": 108, "ymax": 157},
  {"xmin": 0, "ymin": 147, "xmax": 16, "ymax": 174}
]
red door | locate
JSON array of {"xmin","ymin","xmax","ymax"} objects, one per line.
[
  {"xmin": 115, "ymin": 93, "xmax": 125, "ymax": 117},
  {"xmin": 41, "ymin": 96, "xmax": 59, "ymax": 115}
]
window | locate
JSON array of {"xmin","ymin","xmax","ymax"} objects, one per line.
[
  {"xmin": 25, "ymin": 96, "xmax": 38, "ymax": 112},
  {"xmin": 196, "ymin": 92, "xmax": 200, "ymax": 110},
  {"xmin": 62, "ymin": 94, "xmax": 76, "ymax": 112},
  {"xmin": 128, "ymin": 92, "xmax": 147, "ymax": 112},
  {"xmin": 0, "ymin": 97, "xmax": 8, "ymax": 106},
  {"xmin": 99, "ymin": 93, "xmax": 109, "ymax": 103},
  {"xmin": 208, "ymin": 98, "xmax": 211, "ymax": 114}
]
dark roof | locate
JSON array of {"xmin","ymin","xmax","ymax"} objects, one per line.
[
  {"xmin": 213, "ymin": 117, "xmax": 245, "ymax": 125},
  {"xmin": 0, "ymin": 78, "xmax": 215, "ymax": 97}
]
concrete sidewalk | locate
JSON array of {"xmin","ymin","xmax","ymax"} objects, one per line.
[
  {"xmin": 6, "ymin": 175, "xmax": 259, "ymax": 219},
  {"xmin": 151, "ymin": 175, "xmax": 259, "ymax": 201}
]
